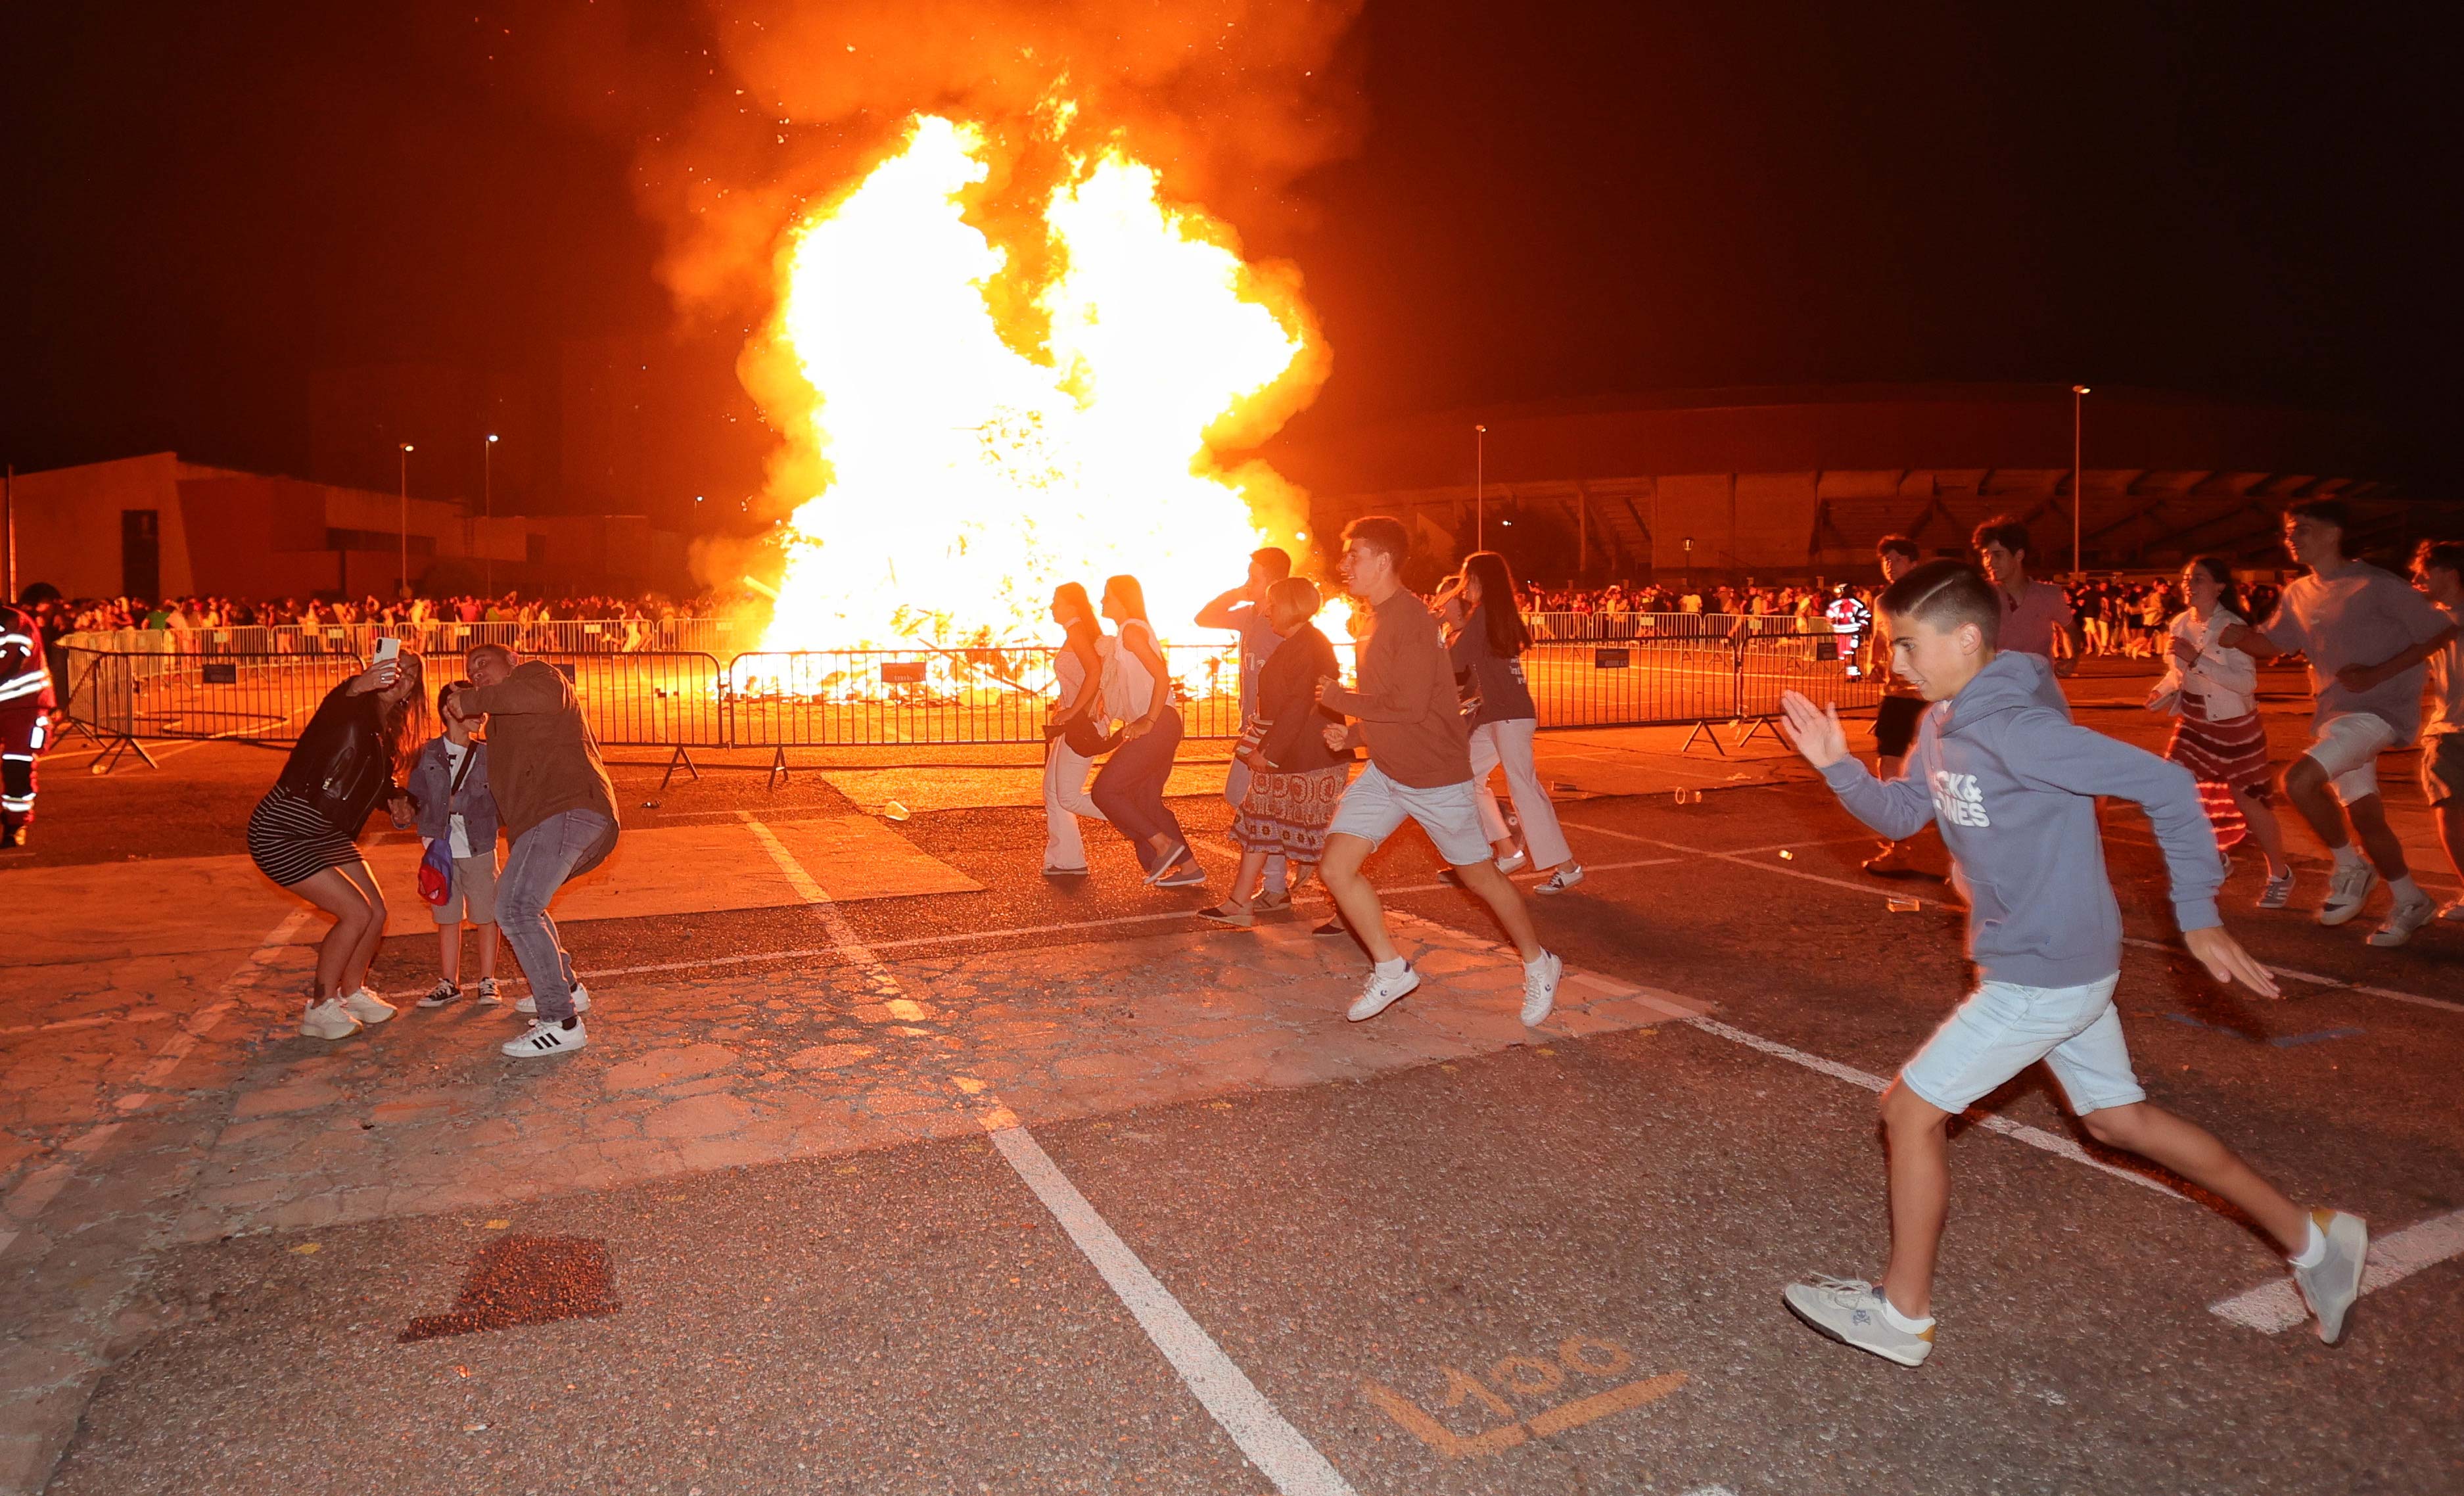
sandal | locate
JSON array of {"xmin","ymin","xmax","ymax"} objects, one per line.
[{"xmin": 1197, "ymin": 901, "xmax": 1255, "ymax": 928}]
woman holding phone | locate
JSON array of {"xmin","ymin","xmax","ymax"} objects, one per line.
[{"xmin": 246, "ymin": 644, "xmax": 428, "ymax": 1040}]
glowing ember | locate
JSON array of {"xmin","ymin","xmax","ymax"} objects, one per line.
[{"xmin": 751, "ymin": 112, "xmax": 1318, "ymax": 659}]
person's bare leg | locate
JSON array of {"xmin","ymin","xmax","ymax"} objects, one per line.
[
  {"xmin": 2079, "ymin": 1102, "xmax": 2308, "ymax": 1253},
  {"xmin": 1225, "ymin": 849, "xmax": 1268, "ymax": 910},
  {"xmin": 438, "ymin": 923, "xmax": 461, "ymax": 988},
  {"xmin": 335, "ymin": 860, "xmax": 388, "ymax": 993},
  {"xmin": 1449, "ymin": 858, "xmax": 1545, "ymax": 962},
  {"xmin": 2282, "ymin": 757, "xmax": 2351, "ymax": 851},
  {"xmin": 1318, "ymin": 833, "xmax": 1399, "ymax": 962},
  {"xmin": 287, "ymin": 867, "xmax": 375, "ymax": 1002},
  {"xmin": 2343, "ymin": 795, "xmax": 2411, "ymax": 881},
  {"xmin": 1878, "ymin": 1083, "xmax": 1953, "ymax": 1319},
  {"xmin": 2231, "ymin": 785, "xmax": 2291, "ymax": 877},
  {"xmin": 473, "ymin": 922, "xmax": 498, "ymax": 981}
]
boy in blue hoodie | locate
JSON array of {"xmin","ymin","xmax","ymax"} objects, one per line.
[{"xmin": 1774, "ymin": 560, "xmax": 2366, "ymax": 1365}]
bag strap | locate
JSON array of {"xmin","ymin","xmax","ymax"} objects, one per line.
[{"xmin": 446, "ymin": 741, "xmax": 478, "ymax": 800}]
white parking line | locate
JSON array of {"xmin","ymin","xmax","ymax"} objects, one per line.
[{"xmin": 2208, "ymin": 1207, "xmax": 2464, "ymax": 1333}]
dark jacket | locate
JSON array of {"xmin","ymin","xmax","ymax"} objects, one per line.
[
  {"xmin": 1240, "ymin": 624, "xmax": 1346, "ymax": 772},
  {"xmin": 405, "ymin": 734, "xmax": 500, "ymax": 851},
  {"xmin": 454, "ymin": 659, "xmax": 618, "ymax": 841},
  {"xmin": 1448, "ymin": 603, "xmax": 1538, "ymax": 727},
  {"xmin": 275, "ymin": 682, "xmax": 397, "ymax": 835}
]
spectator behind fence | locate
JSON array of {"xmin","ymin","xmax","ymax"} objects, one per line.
[{"xmin": 449, "ymin": 643, "xmax": 620, "ymax": 1058}]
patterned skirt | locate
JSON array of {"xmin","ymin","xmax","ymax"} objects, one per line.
[
  {"xmin": 1230, "ymin": 764, "xmax": 1350, "ymax": 864},
  {"xmin": 2164, "ymin": 697, "xmax": 2272, "ymax": 851}
]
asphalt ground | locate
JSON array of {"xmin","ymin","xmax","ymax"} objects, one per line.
[{"xmin": 13, "ymin": 686, "xmax": 2464, "ymax": 1495}]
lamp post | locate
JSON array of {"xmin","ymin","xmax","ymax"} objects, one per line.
[
  {"xmin": 2070, "ymin": 385, "xmax": 2090, "ymax": 578},
  {"xmin": 484, "ymin": 434, "xmax": 499, "ymax": 597},
  {"xmin": 1475, "ymin": 423, "xmax": 1487, "ymax": 553},
  {"xmin": 397, "ymin": 442, "xmax": 414, "ymax": 597}
]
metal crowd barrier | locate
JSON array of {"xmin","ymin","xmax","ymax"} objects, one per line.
[{"xmin": 127, "ymin": 618, "xmax": 753, "ymax": 659}]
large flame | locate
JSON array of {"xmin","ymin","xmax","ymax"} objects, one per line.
[{"xmin": 751, "ymin": 112, "xmax": 1318, "ymax": 659}]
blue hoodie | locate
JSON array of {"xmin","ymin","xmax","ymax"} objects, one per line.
[{"xmin": 1819, "ymin": 651, "xmax": 2222, "ymax": 989}]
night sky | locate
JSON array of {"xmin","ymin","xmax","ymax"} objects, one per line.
[{"xmin": 3, "ymin": 2, "xmax": 2454, "ymax": 524}]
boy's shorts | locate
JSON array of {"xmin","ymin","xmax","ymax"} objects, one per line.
[
  {"xmin": 1326, "ymin": 762, "xmax": 1493, "ymax": 866},
  {"xmin": 432, "ymin": 852, "xmax": 500, "ymax": 925},
  {"xmin": 2421, "ymin": 732, "xmax": 2464, "ymax": 808},
  {"xmin": 2304, "ymin": 710, "xmax": 2398, "ymax": 805},
  {"xmin": 1899, "ymin": 973, "xmax": 2142, "ymax": 1115}
]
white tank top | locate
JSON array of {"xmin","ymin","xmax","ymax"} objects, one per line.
[{"xmin": 1107, "ymin": 619, "xmax": 1158, "ymax": 721}]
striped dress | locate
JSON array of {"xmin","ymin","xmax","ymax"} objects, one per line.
[{"xmin": 246, "ymin": 785, "xmax": 365, "ymax": 887}]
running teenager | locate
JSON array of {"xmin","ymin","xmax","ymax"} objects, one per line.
[
  {"xmin": 1439, "ymin": 551, "xmax": 1583, "ymax": 894},
  {"xmin": 1861, "ymin": 535, "xmax": 1929, "ymax": 877},
  {"xmin": 1972, "ymin": 516, "xmax": 2085, "ymax": 674},
  {"xmin": 2150, "ymin": 556, "xmax": 2290, "ymax": 900},
  {"xmin": 1775, "ymin": 560, "xmax": 2365, "ymax": 1364},
  {"xmin": 2220, "ymin": 501, "xmax": 2458, "ymax": 945},
  {"xmin": 1314, "ymin": 517, "xmax": 1562, "ymax": 1025},
  {"xmin": 1040, "ymin": 582, "xmax": 1111, "ymax": 877},
  {"xmin": 2410, "ymin": 541, "xmax": 2464, "ymax": 924},
  {"xmin": 1197, "ymin": 548, "xmax": 1295, "ymax": 906}
]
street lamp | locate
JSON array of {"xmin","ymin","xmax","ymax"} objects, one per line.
[
  {"xmin": 484, "ymin": 434, "xmax": 500, "ymax": 596},
  {"xmin": 1475, "ymin": 424, "xmax": 1488, "ymax": 553},
  {"xmin": 2070, "ymin": 385, "xmax": 2091, "ymax": 577},
  {"xmin": 397, "ymin": 442, "xmax": 414, "ymax": 597}
]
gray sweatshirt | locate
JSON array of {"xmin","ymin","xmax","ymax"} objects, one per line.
[{"xmin": 1818, "ymin": 651, "xmax": 2223, "ymax": 989}]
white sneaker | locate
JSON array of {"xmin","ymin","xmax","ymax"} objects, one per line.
[
  {"xmin": 2440, "ymin": 900, "xmax": 2464, "ymax": 923},
  {"xmin": 2367, "ymin": 895, "xmax": 2438, "ymax": 948},
  {"xmin": 516, "ymin": 981, "xmax": 590, "ymax": 1016},
  {"xmin": 473, "ymin": 977, "xmax": 501, "ymax": 1006},
  {"xmin": 501, "ymin": 1016, "xmax": 587, "ymax": 1058},
  {"xmin": 1535, "ymin": 864, "xmax": 1586, "ymax": 896},
  {"xmin": 1347, "ymin": 962, "xmax": 1420, "ymax": 1022},
  {"xmin": 2317, "ymin": 864, "xmax": 2377, "ymax": 927},
  {"xmin": 2257, "ymin": 869, "xmax": 2296, "ymax": 909},
  {"xmin": 2292, "ymin": 1209, "xmax": 2369, "ymax": 1345},
  {"xmin": 299, "ymin": 998, "xmax": 363, "ymax": 1041},
  {"xmin": 1520, "ymin": 950, "xmax": 1563, "ymax": 1026},
  {"xmin": 416, "ymin": 979, "xmax": 461, "ymax": 1009},
  {"xmin": 340, "ymin": 986, "xmax": 397, "ymax": 1024},
  {"xmin": 1493, "ymin": 849, "xmax": 1529, "ymax": 875},
  {"xmin": 1782, "ymin": 1276, "xmax": 1934, "ymax": 1367}
]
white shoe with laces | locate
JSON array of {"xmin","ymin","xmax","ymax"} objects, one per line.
[
  {"xmin": 2367, "ymin": 894, "xmax": 2438, "ymax": 948},
  {"xmin": 2317, "ymin": 864, "xmax": 2377, "ymax": 926},
  {"xmin": 2257, "ymin": 869, "xmax": 2296, "ymax": 909},
  {"xmin": 1782, "ymin": 1276, "xmax": 1934, "ymax": 1366},
  {"xmin": 1347, "ymin": 962, "xmax": 1420, "ymax": 1022},
  {"xmin": 1520, "ymin": 950, "xmax": 1563, "ymax": 1026},
  {"xmin": 340, "ymin": 986, "xmax": 396, "ymax": 1023},
  {"xmin": 1493, "ymin": 848, "xmax": 1529, "ymax": 875},
  {"xmin": 501, "ymin": 1016, "xmax": 587, "ymax": 1058},
  {"xmin": 1535, "ymin": 864, "xmax": 1586, "ymax": 896},
  {"xmin": 2292, "ymin": 1209, "xmax": 2369, "ymax": 1345},
  {"xmin": 416, "ymin": 979, "xmax": 461, "ymax": 1009},
  {"xmin": 517, "ymin": 981, "xmax": 590, "ymax": 1016},
  {"xmin": 298, "ymin": 998, "xmax": 363, "ymax": 1041},
  {"xmin": 473, "ymin": 977, "xmax": 501, "ymax": 1006}
]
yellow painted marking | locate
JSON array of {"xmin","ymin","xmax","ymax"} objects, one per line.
[
  {"xmin": 289, "ymin": 1242, "xmax": 321, "ymax": 1255},
  {"xmin": 484, "ymin": 1219, "xmax": 511, "ymax": 1230},
  {"xmin": 1361, "ymin": 1335, "xmax": 1689, "ymax": 1461},
  {"xmin": 1526, "ymin": 1373, "xmax": 1688, "ymax": 1438}
]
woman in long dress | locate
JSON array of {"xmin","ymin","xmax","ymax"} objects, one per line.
[{"xmin": 2150, "ymin": 554, "xmax": 2290, "ymax": 902}]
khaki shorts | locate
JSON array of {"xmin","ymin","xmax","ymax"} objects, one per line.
[
  {"xmin": 2304, "ymin": 711, "xmax": 2398, "ymax": 805},
  {"xmin": 433, "ymin": 851, "xmax": 500, "ymax": 925}
]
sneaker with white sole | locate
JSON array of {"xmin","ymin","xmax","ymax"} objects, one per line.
[
  {"xmin": 2367, "ymin": 895, "xmax": 2438, "ymax": 948},
  {"xmin": 1142, "ymin": 843, "xmax": 1191, "ymax": 885},
  {"xmin": 2317, "ymin": 863, "xmax": 2377, "ymax": 926},
  {"xmin": 1347, "ymin": 962, "xmax": 1420, "ymax": 1022},
  {"xmin": 1535, "ymin": 864, "xmax": 1586, "ymax": 896},
  {"xmin": 517, "ymin": 981, "xmax": 590, "ymax": 1016},
  {"xmin": 298, "ymin": 998, "xmax": 363, "ymax": 1041},
  {"xmin": 2258, "ymin": 869, "xmax": 2296, "ymax": 909},
  {"xmin": 340, "ymin": 987, "xmax": 396, "ymax": 1024},
  {"xmin": 1493, "ymin": 849, "xmax": 1529, "ymax": 875},
  {"xmin": 501, "ymin": 1016, "xmax": 587, "ymax": 1058},
  {"xmin": 1154, "ymin": 866, "xmax": 1208, "ymax": 889},
  {"xmin": 2292, "ymin": 1209, "xmax": 2369, "ymax": 1345},
  {"xmin": 473, "ymin": 977, "xmax": 501, "ymax": 1006},
  {"xmin": 1521, "ymin": 950, "xmax": 1563, "ymax": 1026},
  {"xmin": 416, "ymin": 979, "xmax": 461, "ymax": 1009},
  {"xmin": 1782, "ymin": 1276, "xmax": 1934, "ymax": 1367},
  {"xmin": 2440, "ymin": 900, "xmax": 2464, "ymax": 923}
]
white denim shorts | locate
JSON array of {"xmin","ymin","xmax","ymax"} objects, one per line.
[
  {"xmin": 1326, "ymin": 762, "xmax": 1493, "ymax": 866},
  {"xmin": 1899, "ymin": 973, "xmax": 2142, "ymax": 1115},
  {"xmin": 2304, "ymin": 710, "xmax": 2398, "ymax": 805}
]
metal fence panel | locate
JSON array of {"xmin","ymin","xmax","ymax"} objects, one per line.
[
  {"xmin": 530, "ymin": 653, "xmax": 728, "ymax": 748},
  {"xmin": 110, "ymin": 652, "xmax": 367, "ymax": 744}
]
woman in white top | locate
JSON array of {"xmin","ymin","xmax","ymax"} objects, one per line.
[
  {"xmin": 1041, "ymin": 582, "xmax": 1112, "ymax": 876},
  {"xmin": 1088, "ymin": 575, "xmax": 1206, "ymax": 887},
  {"xmin": 2148, "ymin": 554, "xmax": 2290, "ymax": 900}
]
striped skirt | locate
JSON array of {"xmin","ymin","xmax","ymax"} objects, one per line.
[
  {"xmin": 246, "ymin": 785, "xmax": 364, "ymax": 887},
  {"xmin": 2164, "ymin": 697, "xmax": 2271, "ymax": 851}
]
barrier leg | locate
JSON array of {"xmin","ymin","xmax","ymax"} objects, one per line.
[
  {"xmin": 766, "ymin": 745, "xmax": 791, "ymax": 792},
  {"xmin": 91, "ymin": 734, "xmax": 160, "ymax": 776},
  {"xmin": 1680, "ymin": 720, "xmax": 1729, "ymax": 757},
  {"xmin": 1733, "ymin": 716, "xmax": 1781, "ymax": 747},
  {"xmin": 660, "ymin": 745, "xmax": 700, "ymax": 790}
]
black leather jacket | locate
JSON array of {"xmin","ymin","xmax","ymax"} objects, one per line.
[{"xmin": 276, "ymin": 683, "xmax": 395, "ymax": 835}]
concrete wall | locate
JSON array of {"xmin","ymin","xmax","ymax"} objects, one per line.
[{"xmin": 6, "ymin": 452, "xmax": 252, "ymax": 599}]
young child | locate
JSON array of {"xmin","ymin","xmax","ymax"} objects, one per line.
[
  {"xmin": 1774, "ymin": 559, "xmax": 2366, "ymax": 1365},
  {"xmin": 406, "ymin": 678, "xmax": 503, "ymax": 1007}
]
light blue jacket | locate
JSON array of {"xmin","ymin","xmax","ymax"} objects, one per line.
[
  {"xmin": 1819, "ymin": 651, "xmax": 2222, "ymax": 989},
  {"xmin": 406, "ymin": 735, "xmax": 500, "ymax": 853}
]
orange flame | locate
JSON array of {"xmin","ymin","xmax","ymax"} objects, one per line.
[{"xmin": 750, "ymin": 112, "xmax": 1322, "ymax": 659}]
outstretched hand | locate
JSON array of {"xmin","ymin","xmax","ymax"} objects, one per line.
[
  {"xmin": 1775, "ymin": 690, "xmax": 1848, "ymax": 768},
  {"xmin": 2183, "ymin": 925, "xmax": 2281, "ymax": 999}
]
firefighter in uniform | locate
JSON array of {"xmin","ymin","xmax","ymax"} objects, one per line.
[
  {"xmin": 1824, "ymin": 584, "xmax": 1873, "ymax": 682},
  {"xmin": 0, "ymin": 599, "xmax": 56, "ymax": 849}
]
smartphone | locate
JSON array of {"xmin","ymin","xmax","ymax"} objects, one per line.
[{"xmin": 373, "ymin": 636, "xmax": 401, "ymax": 685}]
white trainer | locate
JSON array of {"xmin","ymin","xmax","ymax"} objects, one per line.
[
  {"xmin": 2292, "ymin": 1209, "xmax": 2369, "ymax": 1345},
  {"xmin": 1535, "ymin": 864, "xmax": 1586, "ymax": 896},
  {"xmin": 298, "ymin": 998, "xmax": 363, "ymax": 1041},
  {"xmin": 1347, "ymin": 962, "xmax": 1420, "ymax": 1022},
  {"xmin": 2317, "ymin": 864, "xmax": 2377, "ymax": 926},
  {"xmin": 501, "ymin": 1016, "xmax": 587, "ymax": 1058},
  {"xmin": 2367, "ymin": 895, "xmax": 2438, "ymax": 948},
  {"xmin": 2440, "ymin": 900, "xmax": 2464, "ymax": 923},
  {"xmin": 2257, "ymin": 869, "xmax": 2296, "ymax": 909},
  {"xmin": 416, "ymin": 980, "xmax": 461, "ymax": 1009},
  {"xmin": 1493, "ymin": 848, "xmax": 1529, "ymax": 875},
  {"xmin": 1521, "ymin": 950, "xmax": 1563, "ymax": 1026},
  {"xmin": 473, "ymin": 977, "xmax": 501, "ymax": 1006},
  {"xmin": 1783, "ymin": 1276, "xmax": 1934, "ymax": 1367},
  {"xmin": 340, "ymin": 987, "xmax": 396, "ymax": 1023},
  {"xmin": 517, "ymin": 981, "xmax": 590, "ymax": 1016}
]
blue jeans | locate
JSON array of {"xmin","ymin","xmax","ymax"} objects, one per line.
[
  {"xmin": 1092, "ymin": 705, "xmax": 1187, "ymax": 874},
  {"xmin": 498, "ymin": 808, "xmax": 616, "ymax": 1022}
]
